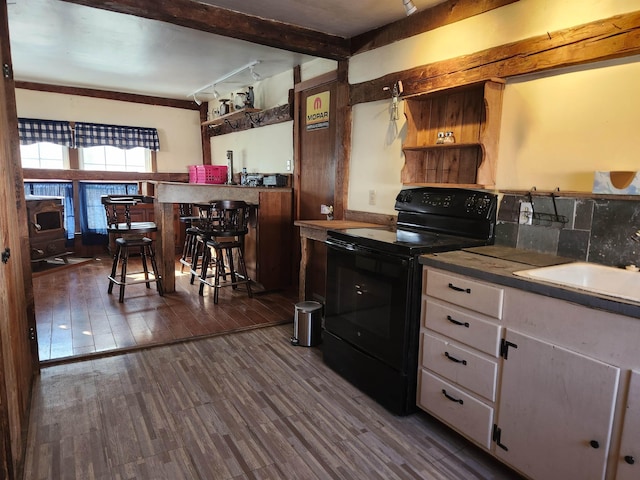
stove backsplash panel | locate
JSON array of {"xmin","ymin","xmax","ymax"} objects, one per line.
[{"xmin": 496, "ymin": 194, "xmax": 640, "ymax": 268}]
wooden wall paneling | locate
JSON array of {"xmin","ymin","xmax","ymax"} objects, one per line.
[{"xmin": 0, "ymin": 1, "xmax": 38, "ymax": 477}]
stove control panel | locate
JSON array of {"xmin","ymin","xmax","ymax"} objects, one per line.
[{"xmin": 395, "ymin": 187, "xmax": 496, "ymax": 219}]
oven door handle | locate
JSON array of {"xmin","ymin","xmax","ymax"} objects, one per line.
[{"xmin": 325, "ymin": 238, "xmax": 410, "ymax": 263}]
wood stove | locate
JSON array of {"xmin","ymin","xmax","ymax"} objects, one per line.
[{"xmin": 26, "ymin": 195, "xmax": 68, "ymax": 261}]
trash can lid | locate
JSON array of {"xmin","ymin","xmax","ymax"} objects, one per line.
[{"xmin": 295, "ymin": 300, "xmax": 322, "ymax": 313}]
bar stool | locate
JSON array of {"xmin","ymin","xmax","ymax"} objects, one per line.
[
  {"xmin": 198, "ymin": 200, "xmax": 253, "ymax": 304},
  {"xmin": 188, "ymin": 201, "xmax": 222, "ymax": 285},
  {"xmin": 101, "ymin": 195, "xmax": 164, "ymax": 303},
  {"xmin": 178, "ymin": 203, "xmax": 202, "ymax": 273}
]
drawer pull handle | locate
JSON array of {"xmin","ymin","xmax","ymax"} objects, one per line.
[
  {"xmin": 442, "ymin": 389, "xmax": 464, "ymax": 405},
  {"xmin": 447, "ymin": 315, "xmax": 470, "ymax": 328},
  {"xmin": 448, "ymin": 283, "xmax": 471, "ymax": 293},
  {"xmin": 444, "ymin": 351, "xmax": 467, "ymax": 365},
  {"xmin": 624, "ymin": 455, "xmax": 635, "ymax": 465}
]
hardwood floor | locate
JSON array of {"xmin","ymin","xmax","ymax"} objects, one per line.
[
  {"xmin": 32, "ymin": 255, "xmax": 297, "ymax": 363},
  {"xmin": 23, "ymin": 324, "xmax": 522, "ymax": 480}
]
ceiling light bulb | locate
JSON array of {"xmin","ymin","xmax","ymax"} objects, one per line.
[{"xmin": 403, "ymin": 0, "xmax": 417, "ymax": 15}]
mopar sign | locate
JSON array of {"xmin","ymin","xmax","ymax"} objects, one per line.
[{"xmin": 306, "ymin": 91, "xmax": 330, "ymax": 131}]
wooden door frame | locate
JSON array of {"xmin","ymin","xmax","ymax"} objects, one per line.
[
  {"xmin": 293, "ymin": 60, "xmax": 350, "ymax": 221},
  {"xmin": 0, "ymin": 0, "xmax": 39, "ymax": 477}
]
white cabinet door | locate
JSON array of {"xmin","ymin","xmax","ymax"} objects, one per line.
[
  {"xmin": 495, "ymin": 330, "xmax": 620, "ymax": 480},
  {"xmin": 617, "ymin": 370, "xmax": 640, "ymax": 480}
]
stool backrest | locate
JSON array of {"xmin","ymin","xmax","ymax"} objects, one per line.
[
  {"xmin": 101, "ymin": 194, "xmax": 155, "ymax": 231},
  {"xmin": 210, "ymin": 200, "xmax": 251, "ymax": 236}
]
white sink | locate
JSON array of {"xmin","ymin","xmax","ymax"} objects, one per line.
[{"xmin": 514, "ymin": 262, "xmax": 640, "ymax": 303}]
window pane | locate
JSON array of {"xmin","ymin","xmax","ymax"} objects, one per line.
[
  {"xmin": 80, "ymin": 146, "xmax": 150, "ymax": 172},
  {"xmin": 19, "ymin": 142, "xmax": 66, "ymax": 169}
]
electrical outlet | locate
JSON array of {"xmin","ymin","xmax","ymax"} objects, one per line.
[
  {"xmin": 286, "ymin": 159, "xmax": 291, "ymax": 171},
  {"xmin": 519, "ymin": 202, "xmax": 533, "ymax": 225},
  {"xmin": 368, "ymin": 189, "xmax": 376, "ymax": 205}
]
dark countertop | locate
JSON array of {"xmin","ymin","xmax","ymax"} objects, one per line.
[{"xmin": 419, "ymin": 246, "xmax": 640, "ymax": 319}]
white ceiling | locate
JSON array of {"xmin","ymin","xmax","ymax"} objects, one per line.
[{"xmin": 7, "ymin": 0, "xmax": 446, "ymax": 101}]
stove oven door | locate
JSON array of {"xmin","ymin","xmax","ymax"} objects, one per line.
[{"xmin": 324, "ymin": 239, "xmax": 417, "ymax": 372}]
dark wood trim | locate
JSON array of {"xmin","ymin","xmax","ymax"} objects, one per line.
[
  {"xmin": 333, "ymin": 61, "xmax": 350, "ymax": 220},
  {"xmin": 351, "ymin": 10, "xmax": 640, "ymax": 104},
  {"xmin": 206, "ymin": 104, "xmax": 293, "ymax": 137},
  {"xmin": 345, "ymin": 210, "xmax": 397, "ymax": 226},
  {"xmin": 294, "ymin": 71, "xmax": 338, "ymax": 93},
  {"xmin": 59, "ymin": 0, "xmax": 350, "ymax": 60},
  {"xmin": 199, "ymin": 104, "xmax": 211, "ymax": 165},
  {"xmin": 15, "ymin": 81, "xmax": 198, "ymax": 110},
  {"xmin": 22, "ymin": 169, "xmax": 188, "ymax": 183},
  {"xmin": 351, "ymin": 0, "xmax": 519, "ymax": 55}
]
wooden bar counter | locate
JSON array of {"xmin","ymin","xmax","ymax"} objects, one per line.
[
  {"xmin": 294, "ymin": 220, "xmax": 386, "ymax": 302},
  {"xmin": 154, "ymin": 181, "xmax": 293, "ymax": 293}
]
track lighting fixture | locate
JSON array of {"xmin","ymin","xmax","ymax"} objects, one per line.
[
  {"xmin": 250, "ymin": 65, "xmax": 261, "ymax": 81},
  {"xmin": 403, "ymin": 0, "xmax": 417, "ymax": 15},
  {"xmin": 188, "ymin": 60, "xmax": 261, "ymax": 100},
  {"xmin": 192, "ymin": 94, "xmax": 202, "ymax": 106}
]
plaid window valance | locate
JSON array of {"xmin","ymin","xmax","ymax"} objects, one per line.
[
  {"xmin": 75, "ymin": 122, "xmax": 160, "ymax": 151},
  {"xmin": 18, "ymin": 118, "xmax": 73, "ymax": 147}
]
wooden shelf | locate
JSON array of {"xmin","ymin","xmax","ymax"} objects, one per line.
[
  {"xmin": 403, "ymin": 143, "xmax": 482, "ymax": 152},
  {"xmin": 401, "ymin": 80, "xmax": 504, "ymax": 188},
  {"xmin": 201, "ymin": 108, "xmax": 261, "ymax": 127}
]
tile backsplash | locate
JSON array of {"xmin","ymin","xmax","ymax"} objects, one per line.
[{"xmin": 496, "ymin": 194, "xmax": 640, "ymax": 268}]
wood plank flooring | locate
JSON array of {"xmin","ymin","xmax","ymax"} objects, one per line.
[
  {"xmin": 32, "ymin": 255, "xmax": 297, "ymax": 363},
  {"xmin": 23, "ymin": 325, "xmax": 522, "ymax": 479}
]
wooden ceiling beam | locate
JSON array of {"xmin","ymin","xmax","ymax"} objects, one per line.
[
  {"xmin": 14, "ymin": 81, "xmax": 198, "ymax": 110},
  {"xmin": 58, "ymin": 0, "xmax": 351, "ymax": 61},
  {"xmin": 351, "ymin": 0, "xmax": 520, "ymax": 55},
  {"xmin": 351, "ymin": 10, "xmax": 640, "ymax": 104}
]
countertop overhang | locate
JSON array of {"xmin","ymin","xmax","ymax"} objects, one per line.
[{"xmin": 420, "ymin": 246, "xmax": 640, "ymax": 319}]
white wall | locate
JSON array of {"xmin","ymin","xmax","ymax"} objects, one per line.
[
  {"xmin": 15, "ymin": 89, "xmax": 202, "ymax": 173},
  {"xmin": 348, "ymin": 0, "xmax": 640, "ymax": 214},
  {"xmin": 209, "ymin": 58, "xmax": 337, "ymax": 174}
]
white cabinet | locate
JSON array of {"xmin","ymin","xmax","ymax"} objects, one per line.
[
  {"xmin": 495, "ymin": 329, "xmax": 620, "ymax": 480},
  {"xmin": 419, "ymin": 265, "xmax": 638, "ymax": 480},
  {"xmin": 418, "ymin": 269, "xmax": 503, "ymax": 450},
  {"xmin": 616, "ymin": 371, "xmax": 640, "ymax": 480}
]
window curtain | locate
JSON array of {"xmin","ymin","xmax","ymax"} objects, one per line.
[
  {"xmin": 24, "ymin": 182, "xmax": 75, "ymax": 242},
  {"xmin": 18, "ymin": 118, "xmax": 73, "ymax": 147},
  {"xmin": 78, "ymin": 183, "xmax": 138, "ymax": 245},
  {"xmin": 75, "ymin": 122, "xmax": 160, "ymax": 151}
]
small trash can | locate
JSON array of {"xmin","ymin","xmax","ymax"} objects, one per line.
[{"xmin": 291, "ymin": 301, "xmax": 323, "ymax": 347}]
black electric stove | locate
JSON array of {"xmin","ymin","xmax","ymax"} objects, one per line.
[{"xmin": 323, "ymin": 186, "xmax": 497, "ymax": 415}]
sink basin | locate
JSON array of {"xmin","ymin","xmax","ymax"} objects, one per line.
[{"xmin": 514, "ymin": 262, "xmax": 640, "ymax": 303}]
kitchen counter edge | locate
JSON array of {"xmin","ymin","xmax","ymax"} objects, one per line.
[{"xmin": 419, "ymin": 248, "xmax": 640, "ymax": 319}]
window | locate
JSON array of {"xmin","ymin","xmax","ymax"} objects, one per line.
[
  {"xmin": 79, "ymin": 146, "xmax": 150, "ymax": 172},
  {"xmin": 20, "ymin": 142, "xmax": 69, "ymax": 169}
]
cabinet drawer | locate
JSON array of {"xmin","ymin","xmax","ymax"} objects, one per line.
[
  {"xmin": 423, "ymin": 298, "xmax": 502, "ymax": 356},
  {"xmin": 425, "ymin": 269, "xmax": 504, "ymax": 319},
  {"xmin": 418, "ymin": 369, "xmax": 494, "ymax": 449},
  {"xmin": 421, "ymin": 333, "xmax": 498, "ymax": 402}
]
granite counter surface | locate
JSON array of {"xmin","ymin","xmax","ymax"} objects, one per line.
[{"xmin": 419, "ymin": 245, "xmax": 640, "ymax": 319}]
